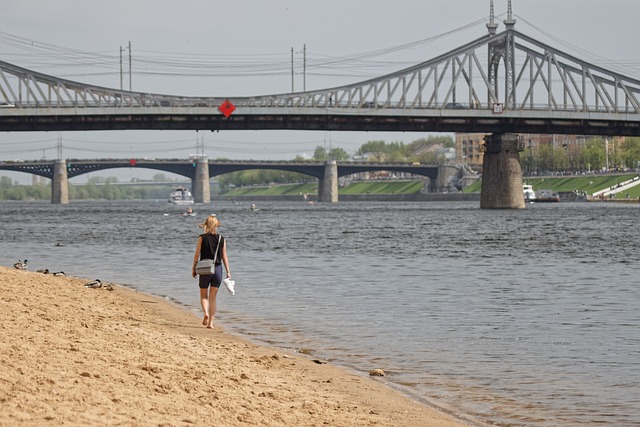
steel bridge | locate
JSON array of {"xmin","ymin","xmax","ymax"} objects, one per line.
[
  {"xmin": 1, "ymin": 3, "xmax": 640, "ymax": 136},
  {"xmin": 0, "ymin": 158, "xmax": 457, "ymax": 205},
  {"xmin": 0, "ymin": 159, "xmax": 440, "ymax": 182}
]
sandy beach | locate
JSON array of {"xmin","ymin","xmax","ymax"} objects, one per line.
[{"xmin": 0, "ymin": 267, "xmax": 473, "ymax": 427}]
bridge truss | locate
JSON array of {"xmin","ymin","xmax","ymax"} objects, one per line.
[{"xmin": 2, "ymin": 24, "xmax": 640, "ymax": 135}]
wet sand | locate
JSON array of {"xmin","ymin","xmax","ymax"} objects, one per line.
[{"xmin": 0, "ymin": 267, "xmax": 475, "ymax": 426}]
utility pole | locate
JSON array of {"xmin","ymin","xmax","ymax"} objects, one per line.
[
  {"xmin": 128, "ymin": 41, "xmax": 132, "ymax": 91},
  {"xmin": 303, "ymin": 44, "xmax": 306, "ymax": 92},
  {"xmin": 291, "ymin": 47, "xmax": 294, "ymax": 93},
  {"xmin": 119, "ymin": 46, "xmax": 123, "ymax": 91}
]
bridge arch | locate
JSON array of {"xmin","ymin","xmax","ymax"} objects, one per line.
[{"xmin": 0, "ymin": 159, "xmax": 449, "ymax": 203}]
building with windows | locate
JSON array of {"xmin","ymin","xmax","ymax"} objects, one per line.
[
  {"xmin": 455, "ymin": 133, "xmax": 485, "ymax": 167},
  {"xmin": 455, "ymin": 133, "xmax": 625, "ymax": 172}
]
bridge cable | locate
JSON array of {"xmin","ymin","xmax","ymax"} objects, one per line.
[{"xmin": 515, "ymin": 15, "xmax": 640, "ymax": 78}]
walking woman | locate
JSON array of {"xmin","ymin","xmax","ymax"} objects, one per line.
[{"xmin": 192, "ymin": 215, "xmax": 231, "ymax": 329}]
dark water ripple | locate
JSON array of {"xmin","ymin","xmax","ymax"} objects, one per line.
[{"xmin": 1, "ymin": 199, "xmax": 639, "ymax": 427}]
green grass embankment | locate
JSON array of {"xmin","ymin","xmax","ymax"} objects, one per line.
[
  {"xmin": 222, "ymin": 181, "xmax": 425, "ymax": 197},
  {"xmin": 223, "ymin": 174, "xmax": 640, "ymax": 199},
  {"xmin": 463, "ymin": 174, "xmax": 640, "ymax": 199},
  {"xmin": 222, "ymin": 183, "xmax": 318, "ymax": 197},
  {"xmin": 338, "ymin": 181, "xmax": 424, "ymax": 194}
]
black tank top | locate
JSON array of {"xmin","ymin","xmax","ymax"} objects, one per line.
[{"xmin": 200, "ymin": 233, "xmax": 224, "ymax": 264}]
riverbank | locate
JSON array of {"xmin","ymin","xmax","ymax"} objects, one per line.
[{"xmin": 0, "ymin": 267, "xmax": 474, "ymax": 427}]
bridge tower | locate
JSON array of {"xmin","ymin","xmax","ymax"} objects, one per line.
[
  {"xmin": 480, "ymin": 0, "xmax": 524, "ymax": 209},
  {"xmin": 480, "ymin": 133, "xmax": 524, "ymax": 209},
  {"xmin": 488, "ymin": 0, "xmax": 517, "ymax": 110},
  {"xmin": 192, "ymin": 157, "xmax": 210, "ymax": 204},
  {"xmin": 486, "ymin": 0, "xmax": 498, "ymax": 35},
  {"xmin": 318, "ymin": 160, "xmax": 338, "ymax": 203},
  {"xmin": 51, "ymin": 159, "xmax": 69, "ymax": 204}
]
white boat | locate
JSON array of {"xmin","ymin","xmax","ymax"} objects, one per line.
[
  {"xmin": 168, "ymin": 186, "xmax": 194, "ymax": 205},
  {"xmin": 523, "ymin": 184, "xmax": 536, "ymax": 202}
]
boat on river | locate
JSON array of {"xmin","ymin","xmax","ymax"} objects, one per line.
[
  {"xmin": 523, "ymin": 184, "xmax": 536, "ymax": 202},
  {"xmin": 168, "ymin": 186, "xmax": 194, "ymax": 205},
  {"xmin": 535, "ymin": 189, "xmax": 561, "ymax": 202},
  {"xmin": 523, "ymin": 184, "xmax": 560, "ymax": 203}
]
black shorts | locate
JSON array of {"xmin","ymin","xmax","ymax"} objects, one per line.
[{"xmin": 199, "ymin": 263, "xmax": 223, "ymax": 289}]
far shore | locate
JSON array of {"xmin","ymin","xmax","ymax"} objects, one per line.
[
  {"xmin": 0, "ymin": 267, "xmax": 476, "ymax": 427},
  {"xmin": 220, "ymin": 193, "xmax": 481, "ymax": 203}
]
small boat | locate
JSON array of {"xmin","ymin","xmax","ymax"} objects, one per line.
[
  {"xmin": 169, "ymin": 186, "xmax": 194, "ymax": 205},
  {"xmin": 523, "ymin": 184, "xmax": 536, "ymax": 202},
  {"xmin": 535, "ymin": 189, "xmax": 561, "ymax": 202}
]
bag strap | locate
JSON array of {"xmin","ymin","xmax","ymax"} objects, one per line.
[{"xmin": 212, "ymin": 235, "xmax": 221, "ymax": 264}]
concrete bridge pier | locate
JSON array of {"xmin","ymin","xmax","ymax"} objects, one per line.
[
  {"xmin": 480, "ymin": 133, "xmax": 525, "ymax": 209},
  {"xmin": 318, "ymin": 160, "xmax": 338, "ymax": 203},
  {"xmin": 434, "ymin": 165, "xmax": 460, "ymax": 192},
  {"xmin": 51, "ymin": 159, "xmax": 69, "ymax": 205},
  {"xmin": 192, "ymin": 158, "xmax": 210, "ymax": 204}
]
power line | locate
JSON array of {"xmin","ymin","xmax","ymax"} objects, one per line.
[{"xmin": 0, "ymin": 18, "xmax": 487, "ymax": 81}]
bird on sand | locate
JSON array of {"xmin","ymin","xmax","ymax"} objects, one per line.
[
  {"xmin": 13, "ymin": 260, "xmax": 28, "ymax": 270},
  {"xmin": 84, "ymin": 279, "xmax": 102, "ymax": 289}
]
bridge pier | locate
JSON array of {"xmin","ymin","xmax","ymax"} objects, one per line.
[
  {"xmin": 434, "ymin": 165, "xmax": 461, "ymax": 192},
  {"xmin": 51, "ymin": 159, "xmax": 69, "ymax": 205},
  {"xmin": 318, "ymin": 160, "xmax": 338, "ymax": 203},
  {"xmin": 192, "ymin": 158, "xmax": 210, "ymax": 204},
  {"xmin": 480, "ymin": 133, "xmax": 525, "ymax": 209}
]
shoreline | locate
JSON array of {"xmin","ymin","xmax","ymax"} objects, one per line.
[
  {"xmin": 0, "ymin": 267, "xmax": 477, "ymax": 427},
  {"xmin": 220, "ymin": 193, "xmax": 481, "ymax": 203}
]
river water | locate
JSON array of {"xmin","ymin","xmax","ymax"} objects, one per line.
[{"xmin": 1, "ymin": 199, "xmax": 638, "ymax": 427}]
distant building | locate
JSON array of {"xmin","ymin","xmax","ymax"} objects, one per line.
[
  {"xmin": 455, "ymin": 133, "xmax": 485, "ymax": 167},
  {"xmin": 455, "ymin": 133, "xmax": 624, "ymax": 169}
]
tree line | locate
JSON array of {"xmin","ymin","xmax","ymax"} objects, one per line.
[
  {"xmin": 0, "ymin": 176, "xmax": 176, "ymax": 201},
  {"xmin": 521, "ymin": 136, "xmax": 640, "ymax": 175},
  {"xmin": 217, "ymin": 136, "xmax": 454, "ymax": 191}
]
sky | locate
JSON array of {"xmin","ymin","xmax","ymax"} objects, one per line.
[{"xmin": 1, "ymin": 0, "xmax": 639, "ymax": 182}]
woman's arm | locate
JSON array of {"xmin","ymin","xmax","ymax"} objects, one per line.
[{"xmin": 192, "ymin": 236, "xmax": 202, "ymax": 278}]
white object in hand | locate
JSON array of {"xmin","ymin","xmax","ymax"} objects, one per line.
[{"xmin": 223, "ymin": 278, "xmax": 236, "ymax": 295}]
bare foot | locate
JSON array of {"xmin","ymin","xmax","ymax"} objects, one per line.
[
  {"xmin": 202, "ymin": 315, "xmax": 209, "ymax": 326},
  {"xmin": 206, "ymin": 324, "xmax": 214, "ymax": 329}
]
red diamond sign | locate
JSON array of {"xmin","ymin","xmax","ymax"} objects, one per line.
[
  {"xmin": 218, "ymin": 99, "xmax": 236, "ymax": 118},
  {"xmin": 129, "ymin": 158, "xmax": 137, "ymax": 166}
]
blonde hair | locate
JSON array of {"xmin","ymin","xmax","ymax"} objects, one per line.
[{"xmin": 199, "ymin": 215, "xmax": 220, "ymax": 234}]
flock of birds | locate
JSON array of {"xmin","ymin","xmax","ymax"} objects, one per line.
[{"xmin": 13, "ymin": 259, "xmax": 112, "ymax": 290}]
